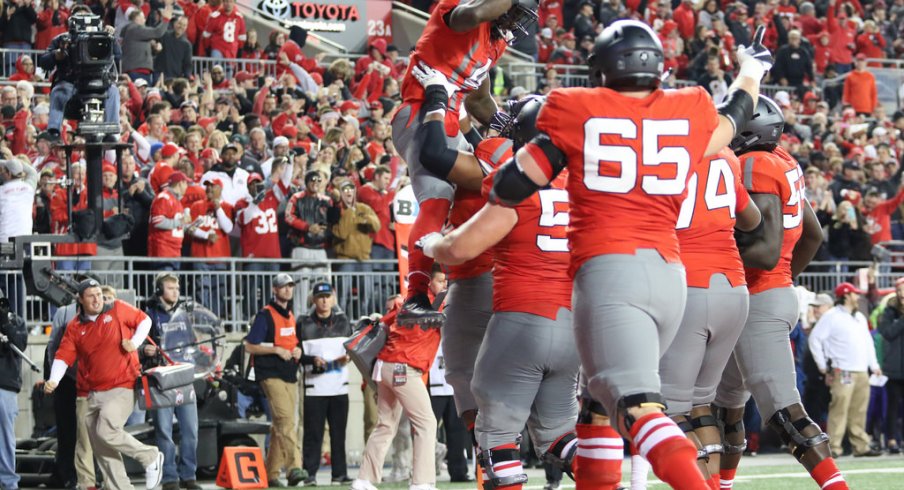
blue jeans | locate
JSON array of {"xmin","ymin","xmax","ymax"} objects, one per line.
[
  {"xmin": 0, "ymin": 389, "xmax": 19, "ymax": 489},
  {"xmin": 48, "ymin": 81, "xmax": 120, "ymax": 133},
  {"xmin": 835, "ymin": 63, "xmax": 853, "ymax": 75},
  {"xmin": 195, "ymin": 262, "xmax": 227, "ymax": 317},
  {"xmin": 154, "ymin": 402, "xmax": 199, "ymax": 483}
]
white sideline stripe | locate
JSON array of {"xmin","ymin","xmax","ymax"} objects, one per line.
[{"xmin": 518, "ymin": 467, "xmax": 904, "ymax": 489}]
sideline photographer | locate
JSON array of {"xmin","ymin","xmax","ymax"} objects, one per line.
[
  {"xmin": 0, "ymin": 289, "xmax": 26, "ymax": 490},
  {"xmin": 38, "ymin": 5, "xmax": 119, "ymax": 141}
]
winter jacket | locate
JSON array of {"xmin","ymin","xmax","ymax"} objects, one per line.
[
  {"xmin": 331, "ymin": 201, "xmax": 380, "ymax": 261},
  {"xmin": 879, "ymin": 298, "xmax": 904, "ymax": 379}
]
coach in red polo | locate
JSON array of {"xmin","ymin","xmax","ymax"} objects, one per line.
[{"xmin": 45, "ymin": 279, "xmax": 164, "ymax": 490}]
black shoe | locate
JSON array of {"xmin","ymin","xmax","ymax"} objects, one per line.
[
  {"xmin": 854, "ymin": 448, "xmax": 883, "ymax": 457},
  {"xmin": 287, "ymin": 467, "xmax": 308, "ymax": 486},
  {"xmin": 303, "ymin": 475, "xmax": 317, "ymax": 486},
  {"xmin": 180, "ymin": 480, "xmax": 202, "ymax": 490},
  {"xmin": 162, "ymin": 483, "xmax": 180, "ymax": 490},
  {"xmin": 397, "ymin": 293, "xmax": 445, "ymax": 327},
  {"xmin": 330, "ymin": 476, "xmax": 352, "ymax": 485},
  {"xmin": 450, "ymin": 475, "xmax": 474, "ymax": 483},
  {"xmin": 889, "ymin": 444, "xmax": 901, "ymax": 454}
]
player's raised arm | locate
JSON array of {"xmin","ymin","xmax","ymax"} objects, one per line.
[
  {"xmin": 706, "ymin": 25, "xmax": 774, "ymax": 156},
  {"xmin": 790, "ymin": 199, "xmax": 823, "ymax": 279},
  {"xmin": 446, "ymin": 0, "xmax": 529, "ymax": 33}
]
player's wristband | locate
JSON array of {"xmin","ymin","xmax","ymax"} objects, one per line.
[
  {"xmin": 423, "ymin": 85, "xmax": 449, "ymax": 114},
  {"xmin": 717, "ymin": 89, "xmax": 755, "ymax": 136}
]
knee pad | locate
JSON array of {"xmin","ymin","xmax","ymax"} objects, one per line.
[
  {"xmin": 617, "ymin": 392, "xmax": 667, "ymax": 431},
  {"xmin": 767, "ymin": 407, "xmax": 829, "ymax": 461},
  {"xmin": 691, "ymin": 414, "xmax": 725, "ymax": 459},
  {"xmin": 578, "ymin": 396, "xmax": 608, "ymax": 424},
  {"xmin": 713, "ymin": 404, "xmax": 747, "ymax": 455},
  {"xmin": 544, "ymin": 432, "xmax": 577, "ymax": 481},
  {"xmin": 673, "ymin": 416, "xmax": 709, "ymax": 461},
  {"xmin": 477, "ymin": 446, "xmax": 528, "ymax": 489}
]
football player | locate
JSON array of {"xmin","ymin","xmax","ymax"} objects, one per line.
[
  {"xmin": 490, "ymin": 20, "xmax": 773, "ymax": 488},
  {"xmin": 713, "ymin": 97, "xmax": 841, "ymax": 489},
  {"xmin": 655, "ymin": 146, "xmax": 764, "ymax": 488},
  {"xmin": 391, "ymin": 0, "xmax": 538, "ymax": 327},
  {"xmin": 418, "ymin": 96, "xmax": 578, "ymax": 490}
]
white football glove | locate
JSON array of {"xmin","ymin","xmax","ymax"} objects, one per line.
[
  {"xmin": 736, "ymin": 25, "xmax": 774, "ymax": 80},
  {"xmin": 411, "ymin": 62, "xmax": 459, "ymax": 99},
  {"xmin": 415, "ymin": 231, "xmax": 444, "ymax": 259}
]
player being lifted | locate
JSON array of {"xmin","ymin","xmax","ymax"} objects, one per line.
[
  {"xmin": 491, "ymin": 20, "xmax": 772, "ymax": 489},
  {"xmin": 391, "ymin": 0, "xmax": 538, "ymax": 327},
  {"xmin": 713, "ymin": 97, "xmax": 841, "ymax": 490}
]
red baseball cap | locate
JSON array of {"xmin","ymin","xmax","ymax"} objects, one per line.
[
  {"xmin": 167, "ymin": 172, "xmax": 190, "ymax": 186},
  {"xmin": 339, "ymin": 100, "xmax": 360, "ymax": 113},
  {"xmin": 200, "ymin": 148, "xmax": 220, "ymax": 161},
  {"xmin": 204, "ymin": 178, "xmax": 224, "ymax": 187},
  {"xmin": 161, "ymin": 142, "xmax": 182, "ymax": 158},
  {"xmin": 248, "ymin": 172, "xmax": 264, "ymax": 183},
  {"xmin": 834, "ymin": 282, "xmax": 864, "ymax": 297},
  {"xmin": 102, "ymin": 163, "xmax": 117, "ymax": 174},
  {"xmin": 856, "ymin": 53, "xmax": 867, "ymax": 61}
]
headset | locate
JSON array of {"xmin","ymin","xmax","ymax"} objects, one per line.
[{"xmin": 154, "ymin": 273, "xmax": 179, "ymax": 297}]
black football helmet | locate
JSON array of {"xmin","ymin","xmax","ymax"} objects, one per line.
[
  {"xmin": 494, "ymin": 0, "xmax": 539, "ymax": 46},
  {"xmin": 729, "ymin": 95, "xmax": 785, "ymax": 155},
  {"xmin": 510, "ymin": 95, "xmax": 545, "ymax": 147},
  {"xmin": 587, "ymin": 20, "xmax": 664, "ymax": 90}
]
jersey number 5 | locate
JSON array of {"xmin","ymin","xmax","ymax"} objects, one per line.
[
  {"xmin": 537, "ymin": 188, "xmax": 569, "ymax": 252},
  {"xmin": 783, "ymin": 166, "xmax": 804, "ymax": 229},
  {"xmin": 676, "ymin": 158, "xmax": 737, "ymax": 230},
  {"xmin": 583, "ymin": 118, "xmax": 690, "ymax": 196}
]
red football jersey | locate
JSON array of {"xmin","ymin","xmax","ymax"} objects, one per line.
[
  {"xmin": 481, "ymin": 172, "xmax": 572, "ymax": 319},
  {"xmin": 189, "ymin": 199, "xmax": 234, "ymax": 259},
  {"xmin": 740, "ymin": 146, "xmax": 805, "ymax": 295},
  {"xmin": 399, "ymin": 0, "xmax": 508, "ymax": 135},
  {"xmin": 677, "ymin": 148, "xmax": 750, "ymax": 288},
  {"xmin": 202, "ymin": 8, "xmax": 246, "ymax": 59},
  {"xmin": 148, "ymin": 190, "xmax": 186, "ymax": 258},
  {"xmin": 236, "ymin": 191, "xmax": 283, "ymax": 259},
  {"xmin": 446, "ymin": 138, "xmax": 514, "ymax": 280},
  {"xmin": 529, "ymin": 86, "xmax": 719, "ymax": 276}
]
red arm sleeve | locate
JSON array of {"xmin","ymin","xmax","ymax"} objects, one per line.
[
  {"xmin": 284, "ymin": 193, "xmax": 310, "ymax": 231},
  {"xmin": 252, "ymin": 85, "xmax": 270, "ymax": 116},
  {"xmin": 877, "ymin": 187, "xmax": 904, "ymax": 214}
]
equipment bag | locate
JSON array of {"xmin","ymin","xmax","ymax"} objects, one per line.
[
  {"xmin": 136, "ymin": 337, "xmax": 196, "ymax": 410},
  {"xmin": 343, "ymin": 319, "xmax": 387, "ymax": 389}
]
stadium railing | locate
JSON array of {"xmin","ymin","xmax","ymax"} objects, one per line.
[{"xmin": 0, "ymin": 256, "xmax": 399, "ymax": 332}]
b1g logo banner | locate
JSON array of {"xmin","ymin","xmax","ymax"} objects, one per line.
[{"xmin": 247, "ymin": 0, "xmax": 392, "ymax": 53}]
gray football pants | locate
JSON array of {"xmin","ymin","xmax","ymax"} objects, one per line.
[
  {"xmin": 442, "ymin": 272, "xmax": 494, "ymax": 416},
  {"xmin": 715, "ymin": 287, "xmax": 802, "ymax": 419},
  {"xmin": 471, "ymin": 308, "xmax": 579, "ymax": 455},
  {"xmin": 574, "ymin": 250, "xmax": 687, "ymax": 417},
  {"xmin": 392, "ymin": 103, "xmax": 469, "ymax": 204},
  {"xmin": 660, "ymin": 274, "xmax": 749, "ymax": 415}
]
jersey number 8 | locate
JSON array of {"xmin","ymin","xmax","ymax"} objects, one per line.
[{"xmin": 583, "ymin": 118, "xmax": 691, "ymax": 196}]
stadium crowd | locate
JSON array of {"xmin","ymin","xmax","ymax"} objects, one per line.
[{"xmin": 0, "ymin": 0, "xmax": 904, "ymax": 488}]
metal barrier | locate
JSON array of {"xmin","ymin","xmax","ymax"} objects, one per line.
[{"xmin": 0, "ymin": 256, "xmax": 399, "ymax": 333}]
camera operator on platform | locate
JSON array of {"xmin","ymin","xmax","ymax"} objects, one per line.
[
  {"xmin": 38, "ymin": 4, "xmax": 119, "ymax": 142},
  {"xmin": 0, "ymin": 290, "xmax": 26, "ymax": 490}
]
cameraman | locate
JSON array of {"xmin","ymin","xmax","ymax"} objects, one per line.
[
  {"xmin": 0, "ymin": 290, "xmax": 26, "ymax": 490},
  {"xmin": 38, "ymin": 5, "xmax": 119, "ymax": 141},
  {"xmin": 0, "ymin": 159, "xmax": 37, "ymax": 316}
]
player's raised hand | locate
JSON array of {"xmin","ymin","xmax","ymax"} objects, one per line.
[
  {"xmin": 737, "ymin": 25, "xmax": 773, "ymax": 79},
  {"xmin": 412, "ymin": 61, "xmax": 458, "ymax": 99}
]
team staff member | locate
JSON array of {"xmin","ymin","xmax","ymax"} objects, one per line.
[
  {"xmin": 809, "ymin": 282, "xmax": 883, "ymax": 458},
  {"xmin": 45, "ymin": 279, "xmax": 164, "ymax": 490},
  {"xmin": 297, "ymin": 282, "xmax": 353, "ymax": 485},
  {"xmin": 714, "ymin": 97, "xmax": 841, "ymax": 489},
  {"xmin": 0, "ymin": 289, "xmax": 26, "ymax": 490},
  {"xmin": 491, "ymin": 21, "xmax": 772, "ymax": 488},
  {"xmin": 244, "ymin": 273, "xmax": 307, "ymax": 487},
  {"xmin": 353, "ymin": 270, "xmax": 445, "ymax": 490}
]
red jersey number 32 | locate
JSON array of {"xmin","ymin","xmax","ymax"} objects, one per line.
[{"xmin": 583, "ymin": 118, "xmax": 690, "ymax": 195}]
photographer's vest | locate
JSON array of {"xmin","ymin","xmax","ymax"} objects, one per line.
[{"xmin": 252, "ymin": 304, "xmax": 299, "ymax": 382}]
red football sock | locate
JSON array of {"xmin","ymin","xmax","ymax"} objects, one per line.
[
  {"xmin": 719, "ymin": 468, "xmax": 736, "ymax": 489},
  {"xmin": 810, "ymin": 458, "xmax": 848, "ymax": 489},
  {"xmin": 574, "ymin": 424, "xmax": 623, "ymax": 490},
  {"xmin": 631, "ymin": 412, "xmax": 709, "ymax": 490},
  {"xmin": 405, "ymin": 198, "xmax": 450, "ymax": 297},
  {"xmin": 709, "ymin": 474, "xmax": 721, "ymax": 490},
  {"xmin": 479, "ymin": 444, "xmax": 523, "ymax": 489}
]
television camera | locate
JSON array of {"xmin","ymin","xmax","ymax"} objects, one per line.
[{"xmin": 60, "ymin": 13, "xmax": 118, "ymax": 139}]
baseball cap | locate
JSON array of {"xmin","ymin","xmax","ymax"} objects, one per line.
[
  {"xmin": 273, "ymin": 273, "xmax": 296, "ymax": 288},
  {"xmin": 200, "ymin": 147, "xmax": 220, "ymax": 161},
  {"xmin": 370, "ymin": 100, "xmax": 383, "ymax": 110},
  {"xmin": 509, "ymin": 86, "xmax": 527, "ymax": 98},
  {"xmin": 540, "ymin": 27, "xmax": 553, "ymax": 39},
  {"xmin": 221, "ymin": 143, "xmax": 239, "ymax": 153},
  {"xmin": 305, "ymin": 169, "xmax": 323, "ymax": 183},
  {"xmin": 273, "ymin": 136, "xmax": 289, "ymax": 148},
  {"xmin": 102, "ymin": 163, "xmax": 117, "ymax": 174},
  {"xmin": 834, "ymin": 282, "xmax": 863, "ymax": 297},
  {"xmin": 0, "ymin": 159, "xmax": 23, "ymax": 176},
  {"xmin": 856, "ymin": 53, "xmax": 867, "ymax": 61},
  {"xmin": 339, "ymin": 100, "xmax": 359, "ymax": 113},
  {"xmin": 339, "ymin": 179, "xmax": 355, "ymax": 190},
  {"xmin": 161, "ymin": 142, "xmax": 182, "ymax": 158},
  {"xmin": 134, "ymin": 79, "xmax": 148, "ymax": 88},
  {"xmin": 204, "ymin": 178, "xmax": 224, "ymax": 187},
  {"xmin": 180, "ymin": 100, "xmax": 198, "ymax": 110},
  {"xmin": 77, "ymin": 278, "xmax": 102, "ymax": 295},
  {"xmin": 808, "ymin": 293, "xmax": 834, "ymax": 307},
  {"xmin": 167, "ymin": 172, "xmax": 190, "ymax": 186},
  {"xmin": 312, "ymin": 282, "xmax": 333, "ymax": 296},
  {"xmin": 248, "ymin": 172, "xmax": 263, "ymax": 183}
]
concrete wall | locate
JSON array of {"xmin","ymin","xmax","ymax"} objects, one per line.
[{"xmin": 15, "ymin": 335, "xmax": 370, "ymax": 463}]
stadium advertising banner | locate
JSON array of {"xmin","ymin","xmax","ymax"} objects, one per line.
[{"xmin": 248, "ymin": 0, "xmax": 392, "ymax": 53}]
